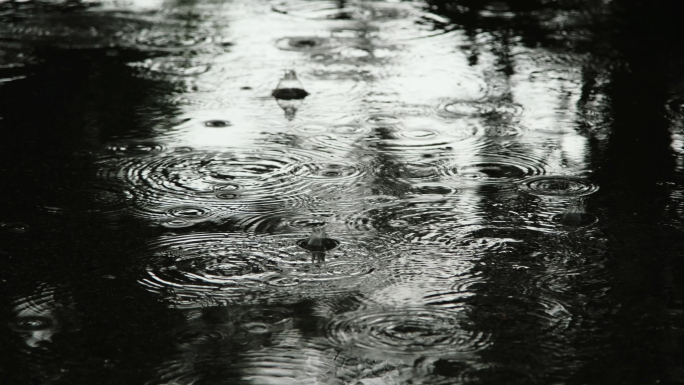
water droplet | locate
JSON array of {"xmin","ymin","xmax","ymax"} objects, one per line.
[
  {"xmin": 272, "ymin": 70, "xmax": 309, "ymax": 100},
  {"xmin": 296, "ymin": 236, "xmax": 340, "ymax": 252}
]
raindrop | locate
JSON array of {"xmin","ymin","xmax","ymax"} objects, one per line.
[
  {"xmin": 272, "ymin": 70, "xmax": 309, "ymax": 100},
  {"xmin": 272, "ymin": 70, "xmax": 309, "ymax": 120},
  {"xmin": 138, "ymin": 233, "xmax": 390, "ymax": 306},
  {"xmin": 296, "ymin": 227, "xmax": 340, "ymax": 262}
]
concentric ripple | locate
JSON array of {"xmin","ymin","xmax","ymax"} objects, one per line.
[
  {"xmin": 518, "ymin": 176, "xmax": 599, "ymax": 197},
  {"xmin": 324, "ymin": 307, "xmax": 490, "ymax": 360},
  {"xmin": 138, "ymin": 233, "xmax": 392, "ymax": 307},
  {"xmin": 96, "ymin": 148, "xmax": 323, "ymax": 219},
  {"xmin": 440, "ymin": 154, "xmax": 546, "ymax": 183},
  {"xmin": 440, "ymin": 100, "xmax": 524, "ymax": 118}
]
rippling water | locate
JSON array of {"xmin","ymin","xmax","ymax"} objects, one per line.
[{"xmin": 2, "ymin": 0, "xmax": 684, "ymax": 384}]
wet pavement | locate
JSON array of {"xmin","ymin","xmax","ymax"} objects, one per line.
[{"xmin": 2, "ymin": 0, "xmax": 684, "ymax": 384}]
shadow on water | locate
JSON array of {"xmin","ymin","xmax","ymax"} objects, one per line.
[{"xmin": 2, "ymin": 0, "xmax": 684, "ymax": 384}]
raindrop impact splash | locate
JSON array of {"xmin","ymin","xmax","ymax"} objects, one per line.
[
  {"xmin": 296, "ymin": 226, "xmax": 340, "ymax": 263},
  {"xmin": 272, "ymin": 70, "xmax": 309, "ymax": 120}
]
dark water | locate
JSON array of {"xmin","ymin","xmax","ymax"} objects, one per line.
[{"xmin": 2, "ymin": 0, "xmax": 684, "ymax": 384}]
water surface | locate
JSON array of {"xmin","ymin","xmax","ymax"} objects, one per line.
[{"xmin": 2, "ymin": 0, "xmax": 684, "ymax": 384}]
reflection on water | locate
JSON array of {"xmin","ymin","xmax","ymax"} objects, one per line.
[{"xmin": 2, "ymin": 0, "xmax": 684, "ymax": 384}]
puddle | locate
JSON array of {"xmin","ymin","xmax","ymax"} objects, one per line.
[{"xmin": 1, "ymin": 0, "xmax": 682, "ymax": 384}]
